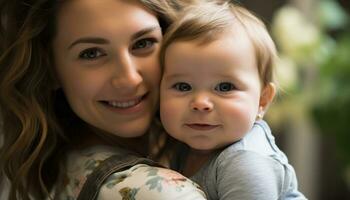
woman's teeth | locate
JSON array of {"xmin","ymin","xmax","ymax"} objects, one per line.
[{"xmin": 107, "ymin": 98, "xmax": 142, "ymax": 108}]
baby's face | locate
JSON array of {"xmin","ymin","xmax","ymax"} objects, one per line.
[{"xmin": 160, "ymin": 31, "xmax": 264, "ymax": 150}]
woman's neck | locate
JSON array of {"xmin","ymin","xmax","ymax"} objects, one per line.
[{"xmin": 70, "ymin": 122, "xmax": 149, "ymax": 157}]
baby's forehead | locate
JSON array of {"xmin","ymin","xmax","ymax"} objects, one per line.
[
  {"xmin": 164, "ymin": 37, "xmax": 258, "ymax": 74},
  {"xmin": 174, "ymin": 24, "xmax": 249, "ymax": 50}
]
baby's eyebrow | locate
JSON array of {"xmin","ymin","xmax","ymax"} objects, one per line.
[{"xmin": 163, "ymin": 73, "xmax": 188, "ymax": 80}]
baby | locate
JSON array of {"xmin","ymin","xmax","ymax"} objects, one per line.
[{"xmin": 159, "ymin": 1, "xmax": 307, "ymax": 200}]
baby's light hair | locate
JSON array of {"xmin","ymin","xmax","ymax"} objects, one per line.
[{"xmin": 160, "ymin": 0, "xmax": 278, "ymax": 86}]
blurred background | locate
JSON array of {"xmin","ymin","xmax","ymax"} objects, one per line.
[
  {"xmin": 1, "ymin": 0, "xmax": 349, "ymax": 199},
  {"xmin": 238, "ymin": 0, "xmax": 350, "ymax": 199}
]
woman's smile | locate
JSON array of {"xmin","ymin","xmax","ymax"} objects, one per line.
[
  {"xmin": 52, "ymin": 0, "xmax": 162, "ymax": 137},
  {"xmin": 100, "ymin": 93, "xmax": 149, "ymax": 114}
]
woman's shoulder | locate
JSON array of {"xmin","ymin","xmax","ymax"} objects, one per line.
[
  {"xmin": 66, "ymin": 145, "xmax": 126, "ymax": 174},
  {"xmin": 97, "ymin": 164, "xmax": 207, "ymax": 200},
  {"xmin": 55, "ymin": 145, "xmax": 127, "ymax": 199},
  {"xmin": 56, "ymin": 145, "xmax": 207, "ymax": 200}
]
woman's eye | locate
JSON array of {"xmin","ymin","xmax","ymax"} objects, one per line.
[
  {"xmin": 132, "ymin": 38, "xmax": 157, "ymax": 50},
  {"xmin": 79, "ymin": 48, "xmax": 105, "ymax": 59},
  {"xmin": 215, "ymin": 82, "xmax": 235, "ymax": 92},
  {"xmin": 173, "ymin": 82, "xmax": 192, "ymax": 92}
]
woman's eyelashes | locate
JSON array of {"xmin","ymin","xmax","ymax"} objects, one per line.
[
  {"xmin": 77, "ymin": 37, "xmax": 158, "ymax": 60},
  {"xmin": 79, "ymin": 47, "xmax": 106, "ymax": 60},
  {"xmin": 131, "ymin": 38, "xmax": 158, "ymax": 54}
]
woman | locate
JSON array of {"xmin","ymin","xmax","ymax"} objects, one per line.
[{"xmin": 0, "ymin": 0, "xmax": 205, "ymax": 199}]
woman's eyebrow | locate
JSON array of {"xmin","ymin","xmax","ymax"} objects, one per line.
[
  {"xmin": 68, "ymin": 37, "xmax": 109, "ymax": 50},
  {"xmin": 131, "ymin": 26, "xmax": 161, "ymax": 40},
  {"xmin": 67, "ymin": 26, "xmax": 160, "ymax": 50}
]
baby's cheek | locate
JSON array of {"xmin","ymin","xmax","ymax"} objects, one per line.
[
  {"xmin": 224, "ymin": 103, "xmax": 256, "ymax": 133},
  {"xmin": 160, "ymin": 99, "xmax": 180, "ymax": 129}
]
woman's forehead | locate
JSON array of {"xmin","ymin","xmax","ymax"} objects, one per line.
[
  {"xmin": 56, "ymin": 0, "xmax": 159, "ymax": 27},
  {"xmin": 54, "ymin": 0, "xmax": 160, "ymax": 46}
]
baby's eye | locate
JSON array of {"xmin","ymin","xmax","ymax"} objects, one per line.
[
  {"xmin": 132, "ymin": 38, "xmax": 157, "ymax": 50},
  {"xmin": 172, "ymin": 82, "xmax": 192, "ymax": 92},
  {"xmin": 79, "ymin": 48, "xmax": 106, "ymax": 59},
  {"xmin": 215, "ymin": 82, "xmax": 235, "ymax": 92}
]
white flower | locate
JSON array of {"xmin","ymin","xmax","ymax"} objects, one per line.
[
  {"xmin": 275, "ymin": 55, "xmax": 298, "ymax": 91},
  {"xmin": 272, "ymin": 6, "xmax": 322, "ymax": 64}
]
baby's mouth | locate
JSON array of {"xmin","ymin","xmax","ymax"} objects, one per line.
[{"xmin": 186, "ymin": 123, "xmax": 220, "ymax": 131}]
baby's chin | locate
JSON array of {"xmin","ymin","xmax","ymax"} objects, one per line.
[
  {"xmin": 188, "ymin": 142, "xmax": 221, "ymax": 152},
  {"xmin": 188, "ymin": 139, "xmax": 239, "ymax": 152}
]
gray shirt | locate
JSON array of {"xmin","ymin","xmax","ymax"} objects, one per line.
[{"xmin": 181, "ymin": 120, "xmax": 307, "ymax": 200}]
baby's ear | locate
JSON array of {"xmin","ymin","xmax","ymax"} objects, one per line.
[{"xmin": 259, "ymin": 82, "xmax": 276, "ymax": 111}]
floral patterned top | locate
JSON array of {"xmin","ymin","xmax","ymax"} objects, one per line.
[{"xmin": 54, "ymin": 145, "xmax": 206, "ymax": 200}]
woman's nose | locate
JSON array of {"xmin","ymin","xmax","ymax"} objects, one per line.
[
  {"xmin": 111, "ymin": 52, "xmax": 142, "ymax": 89},
  {"xmin": 190, "ymin": 94, "xmax": 213, "ymax": 112}
]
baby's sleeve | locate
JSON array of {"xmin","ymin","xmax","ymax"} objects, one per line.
[
  {"xmin": 98, "ymin": 164, "xmax": 207, "ymax": 200},
  {"xmin": 216, "ymin": 151, "xmax": 285, "ymax": 200}
]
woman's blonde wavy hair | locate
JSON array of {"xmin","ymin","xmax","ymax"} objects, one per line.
[{"xmin": 0, "ymin": 0, "xmax": 184, "ymax": 199}]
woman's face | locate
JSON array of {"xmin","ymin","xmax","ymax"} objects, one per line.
[{"xmin": 52, "ymin": 0, "xmax": 162, "ymax": 138}]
